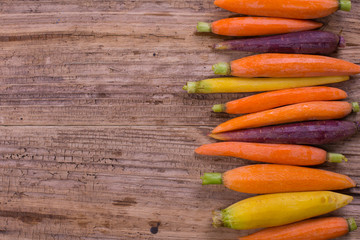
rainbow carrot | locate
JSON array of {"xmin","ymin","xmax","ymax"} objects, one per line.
[
  {"xmin": 209, "ymin": 120, "xmax": 360, "ymax": 145},
  {"xmin": 214, "ymin": 31, "xmax": 346, "ymax": 54},
  {"xmin": 213, "ymin": 54, "xmax": 360, "ymax": 77},
  {"xmin": 214, "ymin": 0, "xmax": 351, "ymax": 19},
  {"xmin": 197, "ymin": 17, "xmax": 322, "ymax": 37},
  {"xmin": 195, "ymin": 142, "xmax": 347, "ymax": 165},
  {"xmin": 212, "ymin": 101, "xmax": 359, "ymax": 133},
  {"xmin": 183, "ymin": 76, "xmax": 349, "ymax": 93},
  {"xmin": 202, "ymin": 164, "xmax": 356, "ymax": 194},
  {"xmin": 212, "ymin": 87, "xmax": 347, "ymax": 114},
  {"xmin": 238, "ymin": 217, "xmax": 357, "ymax": 240},
  {"xmin": 213, "ymin": 191, "xmax": 353, "ymax": 230}
]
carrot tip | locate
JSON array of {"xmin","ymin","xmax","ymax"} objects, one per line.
[
  {"xmin": 347, "ymin": 217, "xmax": 357, "ymax": 232},
  {"xmin": 212, "ymin": 210, "xmax": 224, "ymax": 228},
  {"xmin": 201, "ymin": 173, "xmax": 223, "ymax": 185},
  {"xmin": 340, "ymin": 0, "xmax": 351, "ymax": 11},
  {"xmin": 327, "ymin": 153, "xmax": 348, "ymax": 163},
  {"xmin": 208, "ymin": 133, "xmax": 225, "ymax": 140},
  {"xmin": 352, "ymin": 102, "xmax": 359, "ymax": 113},
  {"xmin": 212, "ymin": 104, "xmax": 225, "ymax": 113},
  {"xmin": 339, "ymin": 36, "xmax": 346, "ymax": 48},
  {"xmin": 197, "ymin": 22, "xmax": 211, "ymax": 32},
  {"xmin": 214, "ymin": 43, "xmax": 229, "ymax": 50},
  {"xmin": 213, "ymin": 62, "xmax": 230, "ymax": 75}
]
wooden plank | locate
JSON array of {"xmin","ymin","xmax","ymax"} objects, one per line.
[
  {"xmin": 0, "ymin": 126, "xmax": 359, "ymax": 240},
  {"xmin": 0, "ymin": 0, "xmax": 360, "ymax": 239},
  {"xmin": 0, "ymin": 9, "xmax": 359, "ymax": 125}
]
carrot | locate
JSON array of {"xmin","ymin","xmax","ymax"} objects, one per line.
[
  {"xmin": 213, "ymin": 31, "xmax": 346, "ymax": 54},
  {"xmin": 212, "ymin": 87, "xmax": 347, "ymax": 114},
  {"xmin": 195, "ymin": 142, "xmax": 347, "ymax": 165},
  {"xmin": 197, "ymin": 17, "xmax": 322, "ymax": 37},
  {"xmin": 213, "ymin": 53, "xmax": 360, "ymax": 77},
  {"xmin": 209, "ymin": 120, "xmax": 360, "ymax": 145},
  {"xmin": 238, "ymin": 217, "xmax": 357, "ymax": 240},
  {"xmin": 213, "ymin": 191, "xmax": 353, "ymax": 230},
  {"xmin": 183, "ymin": 76, "xmax": 349, "ymax": 93},
  {"xmin": 212, "ymin": 101, "xmax": 359, "ymax": 133},
  {"xmin": 201, "ymin": 164, "xmax": 356, "ymax": 194},
  {"xmin": 214, "ymin": 0, "xmax": 351, "ymax": 19}
]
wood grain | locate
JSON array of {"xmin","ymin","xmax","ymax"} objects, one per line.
[{"xmin": 0, "ymin": 0, "xmax": 360, "ymax": 239}]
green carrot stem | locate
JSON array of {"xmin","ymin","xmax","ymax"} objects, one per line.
[
  {"xmin": 339, "ymin": 0, "xmax": 351, "ymax": 11},
  {"xmin": 352, "ymin": 102, "xmax": 359, "ymax": 112},
  {"xmin": 213, "ymin": 62, "xmax": 231, "ymax": 75},
  {"xmin": 327, "ymin": 153, "xmax": 348, "ymax": 163},
  {"xmin": 212, "ymin": 104, "xmax": 226, "ymax": 113},
  {"xmin": 183, "ymin": 82, "xmax": 198, "ymax": 93},
  {"xmin": 347, "ymin": 217, "xmax": 357, "ymax": 232},
  {"xmin": 201, "ymin": 173, "xmax": 223, "ymax": 185},
  {"xmin": 197, "ymin": 22, "xmax": 212, "ymax": 32}
]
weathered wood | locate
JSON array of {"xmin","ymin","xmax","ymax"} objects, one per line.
[
  {"xmin": 0, "ymin": 126, "xmax": 359, "ymax": 240},
  {"xmin": 0, "ymin": 0, "xmax": 360, "ymax": 239}
]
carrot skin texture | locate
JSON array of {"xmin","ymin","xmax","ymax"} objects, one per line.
[
  {"xmin": 223, "ymin": 53, "xmax": 360, "ymax": 78},
  {"xmin": 214, "ymin": 0, "xmax": 344, "ymax": 19},
  {"xmin": 214, "ymin": 191, "xmax": 353, "ymax": 230},
  {"xmin": 196, "ymin": 142, "xmax": 329, "ymax": 165},
  {"xmin": 210, "ymin": 120, "xmax": 359, "ymax": 145},
  {"xmin": 212, "ymin": 101, "xmax": 354, "ymax": 134},
  {"xmin": 220, "ymin": 164, "xmax": 355, "ymax": 194},
  {"xmin": 221, "ymin": 87, "xmax": 347, "ymax": 114},
  {"xmin": 210, "ymin": 17, "xmax": 322, "ymax": 37},
  {"xmin": 214, "ymin": 31, "xmax": 344, "ymax": 54},
  {"xmin": 238, "ymin": 217, "xmax": 352, "ymax": 240},
  {"xmin": 183, "ymin": 76, "xmax": 349, "ymax": 93}
]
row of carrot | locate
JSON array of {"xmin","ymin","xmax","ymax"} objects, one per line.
[
  {"xmin": 194, "ymin": 89, "xmax": 359, "ymax": 239},
  {"xmin": 187, "ymin": 0, "xmax": 359, "ymax": 239}
]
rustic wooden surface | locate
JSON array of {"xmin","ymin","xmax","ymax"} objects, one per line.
[{"xmin": 1, "ymin": 1, "xmax": 360, "ymax": 239}]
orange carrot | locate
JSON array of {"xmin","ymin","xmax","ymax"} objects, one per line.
[
  {"xmin": 195, "ymin": 142, "xmax": 347, "ymax": 165},
  {"xmin": 212, "ymin": 101, "xmax": 359, "ymax": 133},
  {"xmin": 212, "ymin": 87, "xmax": 347, "ymax": 114},
  {"xmin": 201, "ymin": 164, "xmax": 356, "ymax": 194},
  {"xmin": 212, "ymin": 53, "xmax": 360, "ymax": 77},
  {"xmin": 196, "ymin": 17, "xmax": 322, "ymax": 37},
  {"xmin": 238, "ymin": 217, "xmax": 357, "ymax": 240},
  {"xmin": 214, "ymin": 0, "xmax": 352, "ymax": 19}
]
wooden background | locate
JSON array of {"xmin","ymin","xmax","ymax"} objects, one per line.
[{"xmin": 0, "ymin": 0, "xmax": 360, "ymax": 239}]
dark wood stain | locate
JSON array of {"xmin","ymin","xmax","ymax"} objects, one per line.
[
  {"xmin": 0, "ymin": 211, "xmax": 68, "ymax": 225},
  {"xmin": 112, "ymin": 197, "xmax": 137, "ymax": 207}
]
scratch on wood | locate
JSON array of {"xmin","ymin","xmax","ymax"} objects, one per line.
[{"xmin": 112, "ymin": 197, "xmax": 137, "ymax": 207}]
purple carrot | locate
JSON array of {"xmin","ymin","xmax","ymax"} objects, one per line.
[
  {"xmin": 209, "ymin": 120, "xmax": 359, "ymax": 145},
  {"xmin": 214, "ymin": 31, "xmax": 345, "ymax": 55}
]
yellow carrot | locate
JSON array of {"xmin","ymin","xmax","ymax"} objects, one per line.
[
  {"xmin": 213, "ymin": 191, "xmax": 353, "ymax": 230},
  {"xmin": 183, "ymin": 76, "xmax": 349, "ymax": 93}
]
